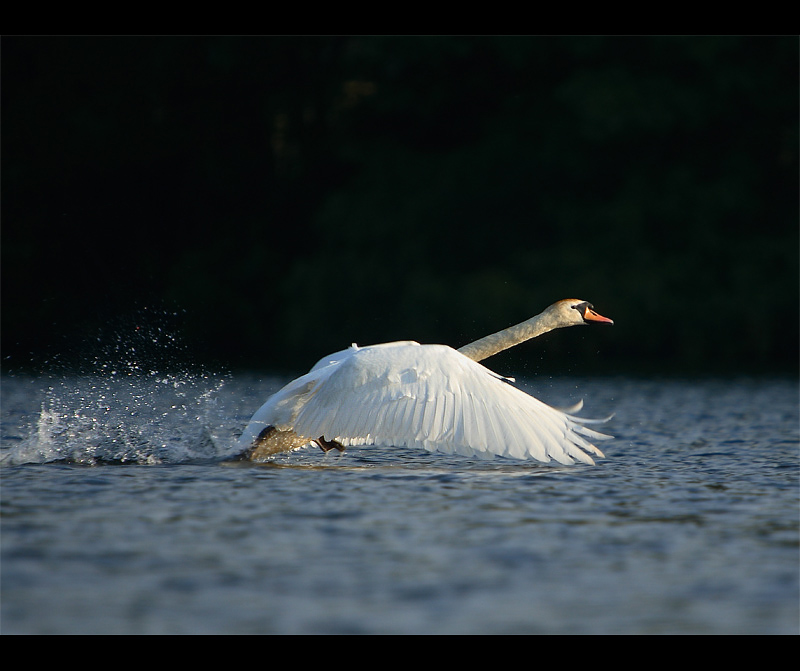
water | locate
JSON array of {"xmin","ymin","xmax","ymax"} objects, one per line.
[{"xmin": 1, "ymin": 369, "xmax": 798, "ymax": 634}]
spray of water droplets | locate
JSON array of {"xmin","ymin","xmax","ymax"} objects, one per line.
[{"xmin": 2, "ymin": 308, "xmax": 242, "ymax": 465}]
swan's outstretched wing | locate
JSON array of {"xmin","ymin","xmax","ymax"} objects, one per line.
[{"xmin": 251, "ymin": 341, "xmax": 610, "ymax": 465}]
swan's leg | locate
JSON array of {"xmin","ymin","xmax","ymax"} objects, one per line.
[
  {"xmin": 243, "ymin": 426, "xmax": 313, "ymax": 460},
  {"xmin": 316, "ymin": 436, "xmax": 345, "ymax": 453}
]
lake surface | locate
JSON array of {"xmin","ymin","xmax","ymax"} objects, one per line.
[{"xmin": 1, "ymin": 370, "xmax": 798, "ymax": 634}]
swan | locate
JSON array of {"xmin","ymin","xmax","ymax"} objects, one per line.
[{"xmin": 237, "ymin": 299, "xmax": 614, "ymax": 464}]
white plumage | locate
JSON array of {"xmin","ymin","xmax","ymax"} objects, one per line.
[{"xmin": 237, "ymin": 299, "xmax": 614, "ymax": 465}]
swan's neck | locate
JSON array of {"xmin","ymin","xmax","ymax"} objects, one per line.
[{"xmin": 457, "ymin": 310, "xmax": 563, "ymax": 362}]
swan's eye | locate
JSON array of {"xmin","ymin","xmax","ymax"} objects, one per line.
[{"xmin": 571, "ymin": 301, "xmax": 590, "ymax": 314}]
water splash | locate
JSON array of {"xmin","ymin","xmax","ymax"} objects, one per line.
[{"xmin": 1, "ymin": 308, "xmax": 242, "ymax": 466}]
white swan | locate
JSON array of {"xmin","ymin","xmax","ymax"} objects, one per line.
[{"xmin": 237, "ymin": 299, "xmax": 613, "ymax": 464}]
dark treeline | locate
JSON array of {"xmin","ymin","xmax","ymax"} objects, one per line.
[{"xmin": 2, "ymin": 36, "xmax": 798, "ymax": 377}]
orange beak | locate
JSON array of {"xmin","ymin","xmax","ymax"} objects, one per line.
[{"xmin": 584, "ymin": 307, "xmax": 614, "ymax": 325}]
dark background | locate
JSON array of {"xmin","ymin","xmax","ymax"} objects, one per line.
[{"xmin": 2, "ymin": 36, "xmax": 797, "ymax": 377}]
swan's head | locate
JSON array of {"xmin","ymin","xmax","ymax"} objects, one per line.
[{"xmin": 548, "ymin": 299, "xmax": 614, "ymax": 327}]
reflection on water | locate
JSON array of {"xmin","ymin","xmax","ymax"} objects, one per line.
[{"xmin": 1, "ymin": 372, "xmax": 798, "ymax": 634}]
